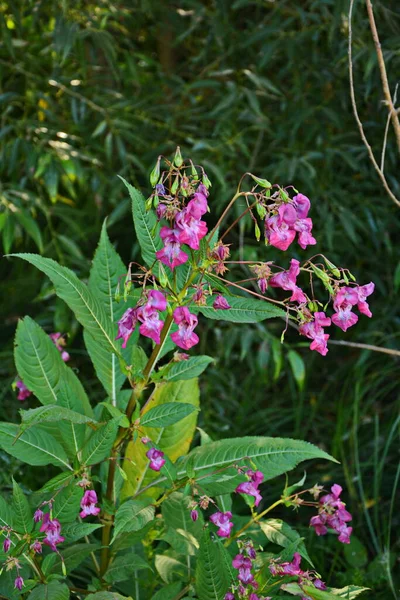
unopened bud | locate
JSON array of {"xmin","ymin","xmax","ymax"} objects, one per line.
[
  {"xmin": 250, "ymin": 174, "xmax": 272, "ymax": 189},
  {"xmin": 323, "ymin": 257, "xmax": 341, "ymax": 278},
  {"xmin": 171, "ymin": 174, "xmax": 179, "ymax": 195},
  {"xmin": 158, "ymin": 264, "xmax": 169, "ymax": 288},
  {"xmin": 150, "ymin": 157, "xmax": 161, "ymax": 187},
  {"xmin": 254, "ymin": 222, "xmax": 261, "ymax": 242},
  {"xmin": 153, "ymin": 194, "xmax": 159, "ymax": 208},
  {"xmin": 190, "ymin": 509, "xmax": 199, "ymax": 522},
  {"xmin": 191, "ymin": 162, "xmax": 199, "ymax": 180},
  {"xmin": 202, "ymin": 173, "xmax": 212, "ymax": 189},
  {"xmin": 174, "ymin": 146, "xmax": 183, "ymax": 167},
  {"xmin": 256, "ymin": 203, "xmax": 267, "ymax": 219}
]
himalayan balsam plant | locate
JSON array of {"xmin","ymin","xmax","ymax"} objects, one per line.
[{"xmin": 2, "ymin": 149, "xmax": 373, "ymax": 600}]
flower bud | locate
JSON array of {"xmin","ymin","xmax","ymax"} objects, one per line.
[
  {"xmin": 202, "ymin": 173, "xmax": 212, "ymax": 189},
  {"xmin": 153, "ymin": 194, "xmax": 160, "ymax": 208},
  {"xmin": 250, "ymin": 174, "xmax": 272, "ymax": 189},
  {"xmin": 145, "ymin": 196, "xmax": 153, "ymax": 211},
  {"xmin": 256, "ymin": 203, "xmax": 267, "ymax": 219},
  {"xmin": 190, "ymin": 509, "xmax": 199, "ymax": 522},
  {"xmin": 173, "ymin": 146, "xmax": 183, "ymax": 167},
  {"xmin": 171, "ymin": 174, "xmax": 179, "ymax": 195},
  {"xmin": 3, "ymin": 538, "xmax": 11, "ymax": 553},
  {"xmin": 150, "ymin": 157, "xmax": 161, "ymax": 187},
  {"xmin": 191, "ymin": 162, "xmax": 199, "ymax": 180},
  {"xmin": 323, "ymin": 257, "xmax": 341, "ymax": 278},
  {"xmin": 254, "ymin": 222, "xmax": 261, "ymax": 242}
]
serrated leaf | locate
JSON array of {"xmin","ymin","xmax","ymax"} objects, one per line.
[
  {"xmin": 283, "ymin": 583, "xmax": 369, "ymax": 599},
  {"xmin": 151, "ymin": 582, "xmax": 182, "ymax": 600},
  {"xmin": 81, "ymin": 418, "xmax": 119, "ymax": 466},
  {"xmin": 12, "ymin": 479, "xmax": 33, "ymax": 534},
  {"xmin": 104, "ymin": 553, "xmax": 151, "ymax": 583},
  {"xmin": 122, "ymin": 379, "xmax": 200, "ymax": 498},
  {"xmin": 259, "ymin": 519, "xmax": 312, "ymax": 565},
  {"xmin": 0, "ymin": 423, "xmax": 72, "ymax": 470},
  {"xmin": 287, "ymin": 350, "xmax": 306, "ymax": 391},
  {"xmin": 10, "ymin": 253, "xmax": 122, "ymax": 358},
  {"xmin": 27, "ymin": 581, "xmax": 70, "ymax": 600},
  {"xmin": 155, "ymin": 555, "xmax": 187, "ymax": 584},
  {"xmin": 162, "ymin": 492, "xmax": 204, "ymax": 542},
  {"xmin": 87, "ymin": 594, "xmax": 132, "ymax": 600},
  {"xmin": 198, "ymin": 295, "xmax": 286, "ymax": 322},
  {"xmin": 85, "ymin": 221, "xmax": 128, "ymax": 401},
  {"xmin": 38, "ymin": 472, "xmax": 74, "ymax": 493},
  {"xmin": 196, "ymin": 531, "xmax": 231, "ymax": 600},
  {"xmin": 62, "ymin": 522, "xmax": 103, "ymax": 543},
  {"xmin": 42, "ymin": 543, "xmax": 100, "ymax": 575},
  {"xmin": 165, "ymin": 356, "xmax": 214, "ymax": 381},
  {"xmin": 112, "ymin": 499, "xmax": 155, "ymax": 542},
  {"xmin": 20, "ymin": 405, "xmax": 96, "ymax": 432},
  {"xmin": 120, "ymin": 177, "xmax": 162, "ymax": 266},
  {"xmin": 140, "ymin": 402, "xmax": 198, "ymax": 428},
  {"xmin": 53, "ymin": 484, "xmax": 83, "ymax": 523},
  {"xmin": 0, "ymin": 495, "xmax": 14, "ymax": 529}
]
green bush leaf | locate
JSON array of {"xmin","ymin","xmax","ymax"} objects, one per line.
[
  {"xmin": 140, "ymin": 402, "xmax": 198, "ymax": 428},
  {"xmin": 259, "ymin": 518, "xmax": 312, "ymax": 565},
  {"xmin": 287, "ymin": 350, "xmax": 306, "ymax": 391},
  {"xmin": 27, "ymin": 581, "xmax": 70, "ymax": 600},
  {"xmin": 0, "ymin": 423, "xmax": 72, "ymax": 470},
  {"xmin": 283, "ymin": 583, "xmax": 369, "ymax": 599},
  {"xmin": 12, "ymin": 478, "xmax": 33, "ymax": 534},
  {"xmin": 62, "ymin": 522, "xmax": 103, "ymax": 543},
  {"xmin": 122, "ymin": 379, "xmax": 200, "ymax": 498},
  {"xmin": 42, "ymin": 543, "xmax": 100, "ymax": 575},
  {"xmin": 85, "ymin": 221, "xmax": 129, "ymax": 401},
  {"xmin": 112, "ymin": 499, "xmax": 155, "ymax": 542},
  {"xmin": 20, "ymin": 405, "xmax": 96, "ymax": 432},
  {"xmin": 198, "ymin": 295, "xmax": 286, "ymax": 323},
  {"xmin": 165, "ymin": 356, "xmax": 214, "ymax": 381},
  {"xmin": 104, "ymin": 553, "xmax": 151, "ymax": 583},
  {"xmin": 87, "ymin": 594, "xmax": 132, "ymax": 600},
  {"xmin": 162, "ymin": 492, "xmax": 204, "ymax": 542},
  {"xmin": 343, "ymin": 536, "xmax": 368, "ymax": 568},
  {"xmin": 81, "ymin": 418, "xmax": 119, "ymax": 466},
  {"xmin": 0, "ymin": 496, "xmax": 15, "ymax": 529},
  {"xmin": 53, "ymin": 484, "xmax": 83, "ymax": 524},
  {"xmin": 195, "ymin": 531, "xmax": 231, "ymax": 600},
  {"xmin": 120, "ymin": 177, "xmax": 162, "ymax": 266}
]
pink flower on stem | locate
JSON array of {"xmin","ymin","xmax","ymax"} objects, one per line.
[
  {"xmin": 15, "ymin": 379, "xmax": 32, "ymax": 401},
  {"xmin": 209, "ymin": 511, "xmax": 234, "ymax": 538},
  {"xmin": 14, "ymin": 576, "xmax": 24, "ymax": 591},
  {"xmin": 269, "ymin": 259, "xmax": 307, "ymax": 303},
  {"xmin": 146, "ymin": 290, "xmax": 167, "ymax": 312},
  {"xmin": 31, "ymin": 540, "xmax": 42, "ymax": 554},
  {"xmin": 80, "ymin": 490, "xmax": 101, "ymax": 519},
  {"xmin": 116, "ymin": 307, "xmax": 139, "ymax": 348},
  {"xmin": 265, "ymin": 194, "xmax": 316, "ymax": 251},
  {"xmin": 156, "ymin": 226, "xmax": 188, "ymax": 270},
  {"xmin": 224, "ymin": 594, "xmax": 235, "ymax": 600},
  {"xmin": 137, "ymin": 306, "xmax": 164, "ymax": 345},
  {"xmin": 356, "ymin": 282, "xmax": 375, "ymax": 317},
  {"xmin": 49, "ymin": 333, "xmax": 70, "ymax": 362},
  {"xmin": 146, "ymin": 448, "xmax": 166, "ymax": 471},
  {"xmin": 331, "ymin": 305, "xmax": 358, "ymax": 332},
  {"xmin": 265, "ymin": 213, "xmax": 296, "ymax": 251},
  {"xmin": 280, "ymin": 552, "xmax": 303, "ymax": 575},
  {"xmin": 3, "ymin": 537, "xmax": 11, "ymax": 553},
  {"xmin": 175, "ymin": 209, "xmax": 208, "ymax": 250},
  {"xmin": 310, "ymin": 483, "xmax": 353, "ymax": 544},
  {"xmin": 332, "ymin": 282, "xmax": 374, "ymax": 329},
  {"xmin": 171, "ymin": 307, "xmax": 199, "ymax": 350},
  {"xmin": 186, "ymin": 191, "xmax": 208, "ymax": 219},
  {"xmin": 39, "ymin": 514, "xmax": 64, "ymax": 551},
  {"xmin": 299, "ymin": 311, "xmax": 331, "ymax": 356},
  {"xmin": 236, "ymin": 469, "xmax": 264, "ymax": 507},
  {"xmin": 33, "ymin": 509, "xmax": 44, "ymax": 523},
  {"xmin": 213, "ymin": 295, "xmax": 231, "ymax": 310}
]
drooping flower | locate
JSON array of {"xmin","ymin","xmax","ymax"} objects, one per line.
[
  {"xmin": 294, "ymin": 217, "xmax": 316, "ymax": 250},
  {"xmin": 269, "ymin": 259, "xmax": 307, "ymax": 303},
  {"xmin": 299, "ymin": 311, "xmax": 331, "ymax": 356},
  {"xmin": 232, "ymin": 555, "xmax": 252, "ymax": 570},
  {"xmin": 146, "ymin": 290, "xmax": 167, "ymax": 312},
  {"xmin": 116, "ymin": 307, "xmax": 139, "ymax": 348},
  {"xmin": 265, "ymin": 193, "xmax": 316, "ymax": 251},
  {"xmin": 175, "ymin": 209, "xmax": 208, "ymax": 250},
  {"xmin": 80, "ymin": 490, "xmax": 101, "ymax": 519},
  {"xmin": 265, "ymin": 213, "xmax": 296, "ymax": 251},
  {"xmin": 137, "ymin": 305, "xmax": 164, "ymax": 345},
  {"xmin": 251, "ymin": 263, "xmax": 272, "ymax": 293},
  {"xmin": 355, "ymin": 282, "xmax": 375, "ymax": 317},
  {"xmin": 211, "ymin": 241, "xmax": 230, "ymax": 262},
  {"xmin": 39, "ymin": 514, "xmax": 65, "ymax": 551},
  {"xmin": 310, "ymin": 483, "xmax": 353, "ymax": 544},
  {"xmin": 155, "ymin": 183, "xmax": 166, "ymax": 196},
  {"xmin": 171, "ymin": 307, "xmax": 199, "ymax": 350},
  {"xmin": 3, "ymin": 537, "xmax": 11, "ymax": 553},
  {"xmin": 333, "ymin": 282, "xmax": 375, "ymax": 322},
  {"xmin": 49, "ymin": 333, "xmax": 70, "ymax": 362},
  {"xmin": 209, "ymin": 511, "xmax": 234, "ymax": 538},
  {"xmin": 14, "ymin": 576, "xmax": 24, "ymax": 591},
  {"xmin": 31, "ymin": 540, "xmax": 42, "ymax": 554},
  {"xmin": 15, "ymin": 379, "xmax": 32, "ymax": 401},
  {"xmin": 156, "ymin": 226, "xmax": 189, "ymax": 270},
  {"xmin": 331, "ymin": 306, "xmax": 358, "ymax": 331},
  {"xmin": 190, "ymin": 510, "xmax": 199, "ymax": 522},
  {"xmin": 186, "ymin": 191, "xmax": 208, "ymax": 219},
  {"xmin": 213, "ymin": 295, "xmax": 231, "ymax": 310},
  {"xmin": 146, "ymin": 448, "xmax": 166, "ymax": 472},
  {"xmin": 236, "ymin": 470, "xmax": 264, "ymax": 507},
  {"xmin": 280, "ymin": 552, "xmax": 303, "ymax": 575},
  {"xmin": 224, "ymin": 593, "xmax": 235, "ymax": 600}
]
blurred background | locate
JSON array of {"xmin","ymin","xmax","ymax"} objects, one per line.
[{"xmin": 0, "ymin": 1, "xmax": 399, "ymax": 598}]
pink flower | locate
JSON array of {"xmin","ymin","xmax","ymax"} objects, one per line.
[
  {"xmin": 33, "ymin": 509, "xmax": 44, "ymax": 523},
  {"xmin": 236, "ymin": 469, "xmax": 264, "ymax": 507},
  {"xmin": 299, "ymin": 311, "xmax": 331, "ymax": 356},
  {"xmin": 238, "ymin": 568, "xmax": 254, "ymax": 584},
  {"xmin": 175, "ymin": 209, "xmax": 208, "ymax": 250},
  {"xmin": 40, "ymin": 514, "xmax": 64, "ymax": 551},
  {"xmin": 224, "ymin": 594, "xmax": 235, "ymax": 600},
  {"xmin": 294, "ymin": 218, "xmax": 316, "ymax": 250},
  {"xmin": 280, "ymin": 552, "xmax": 303, "ymax": 575},
  {"xmin": 137, "ymin": 306, "xmax": 164, "ymax": 345},
  {"xmin": 211, "ymin": 242, "xmax": 230, "ymax": 261},
  {"xmin": 31, "ymin": 540, "xmax": 42, "ymax": 554},
  {"xmin": 310, "ymin": 483, "xmax": 353, "ymax": 544},
  {"xmin": 171, "ymin": 307, "xmax": 199, "ymax": 350},
  {"xmin": 309, "ymin": 514, "xmax": 328, "ymax": 536},
  {"xmin": 332, "ymin": 306, "xmax": 358, "ymax": 331},
  {"xmin": 232, "ymin": 555, "xmax": 252, "ymax": 570},
  {"xmin": 14, "ymin": 576, "xmax": 24, "ymax": 591},
  {"xmin": 146, "ymin": 290, "xmax": 167, "ymax": 312},
  {"xmin": 15, "ymin": 379, "xmax": 32, "ymax": 401},
  {"xmin": 146, "ymin": 448, "xmax": 166, "ymax": 471},
  {"xmin": 209, "ymin": 511, "xmax": 234, "ymax": 538},
  {"xmin": 337, "ymin": 522, "xmax": 353, "ymax": 544},
  {"xmin": 3, "ymin": 538, "xmax": 11, "ymax": 553},
  {"xmin": 293, "ymin": 193, "xmax": 311, "ymax": 218},
  {"xmin": 116, "ymin": 307, "xmax": 139, "ymax": 348},
  {"xmin": 265, "ymin": 195, "xmax": 316, "ymax": 251},
  {"xmin": 186, "ymin": 192, "xmax": 208, "ymax": 219},
  {"xmin": 265, "ymin": 214, "xmax": 296, "ymax": 251},
  {"xmin": 356, "ymin": 282, "xmax": 375, "ymax": 317},
  {"xmin": 49, "ymin": 333, "xmax": 70, "ymax": 362},
  {"xmin": 213, "ymin": 295, "xmax": 231, "ymax": 310},
  {"xmin": 156, "ymin": 226, "xmax": 189, "ymax": 270},
  {"xmin": 190, "ymin": 510, "xmax": 199, "ymax": 522},
  {"xmin": 270, "ymin": 259, "xmax": 307, "ymax": 303},
  {"xmin": 80, "ymin": 490, "xmax": 101, "ymax": 519}
]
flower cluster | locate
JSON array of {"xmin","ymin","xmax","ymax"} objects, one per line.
[
  {"xmin": 265, "ymin": 193, "xmax": 316, "ymax": 251},
  {"xmin": 332, "ymin": 283, "xmax": 375, "ymax": 332},
  {"xmin": 80, "ymin": 490, "xmax": 101, "ymax": 519},
  {"xmin": 310, "ymin": 484, "xmax": 353, "ymax": 544},
  {"xmin": 39, "ymin": 513, "xmax": 65, "ymax": 551},
  {"xmin": 269, "ymin": 552, "xmax": 326, "ymax": 599},
  {"xmin": 14, "ymin": 332, "xmax": 70, "ymax": 400},
  {"xmin": 209, "ymin": 511, "xmax": 234, "ymax": 538},
  {"xmin": 225, "ymin": 542, "xmax": 270, "ymax": 600},
  {"xmin": 141, "ymin": 437, "xmax": 166, "ymax": 471},
  {"xmin": 235, "ymin": 469, "xmax": 264, "ymax": 507}
]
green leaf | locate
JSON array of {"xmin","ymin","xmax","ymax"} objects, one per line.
[
  {"xmin": 14, "ymin": 317, "xmax": 93, "ymax": 456},
  {"xmin": 196, "ymin": 531, "xmax": 231, "ymax": 600},
  {"xmin": 180, "ymin": 437, "xmax": 337, "ymax": 486},
  {"xmin": 81, "ymin": 418, "xmax": 119, "ymax": 466},
  {"xmin": 343, "ymin": 535, "xmax": 368, "ymax": 568},
  {"xmin": 120, "ymin": 177, "xmax": 162, "ymax": 266},
  {"xmin": 62, "ymin": 522, "xmax": 103, "ymax": 543},
  {"xmin": 20, "ymin": 405, "xmax": 96, "ymax": 432},
  {"xmin": 198, "ymin": 295, "xmax": 286, "ymax": 323},
  {"xmin": 282, "ymin": 583, "xmax": 369, "ymax": 599},
  {"xmin": 53, "ymin": 484, "xmax": 83, "ymax": 524},
  {"xmin": 165, "ymin": 356, "xmax": 214, "ymax": 381},
  {"xmin": 0, "ymin": 423, "xmax": 72, "ymax": 470},
  {"xmin": 151, "ymin": 583, "xmax": 182, "ymax": 600},
  {"xmin": 85, "ymin": 221, "xmax": 128, "ymax": 400},
  {"xmin": 104, "ymin": 553, "xmax": 151, "ymax": 583},
  {"xmin": 14, "ymin": 208, "xmax": 44, "ymax": 253},
  {"xmin": 327, "ymin": 586, "xmax": 369, "ymax": 598},
  {"xmin": 287, "ymin": 350, "xmax": 306, "ymax": 391},
  {"xmin": 12, "ymin": 479, "xmax": 33, "ymax": 534},
  {"xmin": 38, "ymin": 472, "xmax": 74, "ymax": 493},
  {"xmin": 122, "ymin": 379, "xmax": 200, "ymax": 498},
  {"xmin": 87, "ymin": 594, "xmax": 132, "ymax": 600},
  {"xmin": 0, "ymin": 495, "xmax": 15, "ymax": 529},
  {"xmin": 42, "ymin": 543, "xmax": 100, "ymax": 575},
  {"xmin": 112, "ymin": 499, "xmax": 155, "ymax": 542},
  {"xmin": 10, "ymin": 254, "xmax": 122, "ymax": 358},
  {"xmin": 140, "ymin": 402, "xmax": 198, "ymax": 428},
  {"xmin": 259, "ymin": 519, "xmax": 312, "ymax": 565},
  {"xmin": 162, "ymin": 492, "xmax": 204, "ymax": 542},
  {"xmin": 27, "ymin": 581, "xmax": 70, "ymax": 600}
]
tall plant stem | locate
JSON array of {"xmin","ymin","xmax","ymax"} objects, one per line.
[{"xmin": 208, "ymin": 191, "xmax": 244, "ymax": 242}]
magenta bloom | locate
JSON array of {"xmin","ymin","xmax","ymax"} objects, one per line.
[
  {"xmin": 299, "ymin": 311, "xmax": 331, "ymax": 356},
  {"xmin": 238, "ymin": 568, "xmax": 254, "ymax": 584},
  {"xmin": 190, "ymin": 509, "xmax": 199, "ymax": 522},
  {"xmin": 209, "ymin": 511, "xmax": 234, "ymax": 538},
  {"xmin": 333, "ymin": 282, "xmax": 375, "ymax": 326},
  {"xmin": 213, "ymin": 295, "xmax": 231, "ymax": 310},
  {"xmin": 80, "ymin": 490, "xmax": 101, "ymax": 519},
  {"xmin": 3, "ymin": 537, "xmax": 11, "ymax": 553},
  {"xmin": 294, "ymin": 217, "xmax": 316, "ymax": 249},
  {"xmin": 186, "ymin": 192, "xmax": 208, "ymax": 219},
  {"xmin": 156, "ymin": 226, "xmax": 189, "ymax": 269},
  {"xmin": 310, "ymin": 483, "xmax": 353, "ymax": 544},
  {"xmin": 31, "ymin": 540, "xmax": 42, "ymax": 554},
  {"xmin": 146, "ymin": 447, "xmax": 166, "ymax": 471},
  {"xmin": 280, "ymin": 552, "xmax": 303, "ymax": 576},
  {"xmin": 14, "ymin": 576, "xmax": 24, "ymax": 591},
  {"xmin": 293, "ymin": 193, "xmax": 311, "ymax": 218},
  {"xmin": 332, "ymin": 305, "xmax": 358, "ymax": 331},
  {"xmin": 236, "ymin": 482, "xmax": 262, "ymax": 507},
  {"xmin": 33, "ymin": 508, "xmax": 44, "ymax": 523},
  {"xmin": 49, "ymin": 333, "xmax": 70, "ymax": 362},
  {"xmin": 356, "ymin": 282, "xmax": 375, "ymax": 317},
  {"xmin": 146, "ymin": 290, "xmax": 167, "ymax": 312},
  {"xmin": 116, "ymin": 307, "xmax": 139, "ymax": 348},
  {"xmin": 171, "ymin": 307, "xmax": 199, "ymax": 350},
  {"xmin": 15, "ymin": 379, "xmax": 32, "ymax": 401},
  {"xmin": 40, "ymin": 514, "xmax": 64, "ymax": 551},
  {"xmin": 314, "ymin": 579, "xmax": 327, "ymax": 590},
  {"xmin": 270, "ymin": 259, "xmax": 307, "ymax": 304},
  {"xmin": 265, "ymin": 213, "xmax": 296, "ymax": 251},
  {"xmin": 232, "ymin": 555, "xmax": 252, "ymax": 570},
  {"xmin": 137, "ymin": 306, "xmax": 164, "ymax": 345},
  {"xmin": 175, "ymin": 209, "xmax": 208, "ymax": 250},
  {"xmin": 265, "ymin": 194, "xmax": 316, "ymax": 251},
  {"xmin": 224, "ymin": 594, "xmax": 235, "ymax": 600}
]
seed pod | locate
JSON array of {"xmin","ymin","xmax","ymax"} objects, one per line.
[
  {"xmin": 150, "ymin": 157, "xmax": 161, "ymax": 187},
  {"xmin": 250, "ymin": 174, "xmax": 272, "ymax": 189},
  {"xmin": 174, "ymin": 146, "xmax": 183, "ymax": 167}
]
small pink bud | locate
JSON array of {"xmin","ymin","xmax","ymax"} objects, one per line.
[
  {"xmin": 33, "ymin": 509, "xmax": 44, "ymax": 523},
  {"xmin": 31, "ymin": 540, "xmax": 42, "ymax": 554},
  {"xmin": 190, "ymin": 510, "xmax": 199, "ymax": 522},
  {"xmin": 3, "ymin": 537, "xmax": 11, "ymax": 553},
  {"xmin": 141, "ymin": 436, "xmax": 150, "ymax": 445},
  {"xmin": 14, "ymin": 576, "xmax": 24, "ymax": 591}
]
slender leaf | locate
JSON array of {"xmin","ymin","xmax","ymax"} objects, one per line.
[
  {"xmin": 259, "ymin": 519, "xmax": 312, "ymax": 565},
  {"xmin": 165, "ymin": 356, "xmax": 214, "ymax": 381},
  {"xmin": 81, "ymin": 418, "xmax": 119, "ymax": 466},
  {"xmin": 196, "ymin": 531, "xmax": 230, "ymax": 600},
  {"xmin": 112, "ymin": 499, "xmax": 155, "ymax": 542},
  {"xmin": 198, "ymin": 295, "xmax": 286, "ymax": 322},
  {"xmin": 140, "ymin": 402, "xmax": 198, "ymax": 428},
  {"xmin": 12, "ymin": 479, "xmax": 33, "ymax": 534}
]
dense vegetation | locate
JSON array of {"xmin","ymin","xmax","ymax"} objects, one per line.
[{"xmin": 1, "ymin": 1, "xmax": 399, "ymax": 599}]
